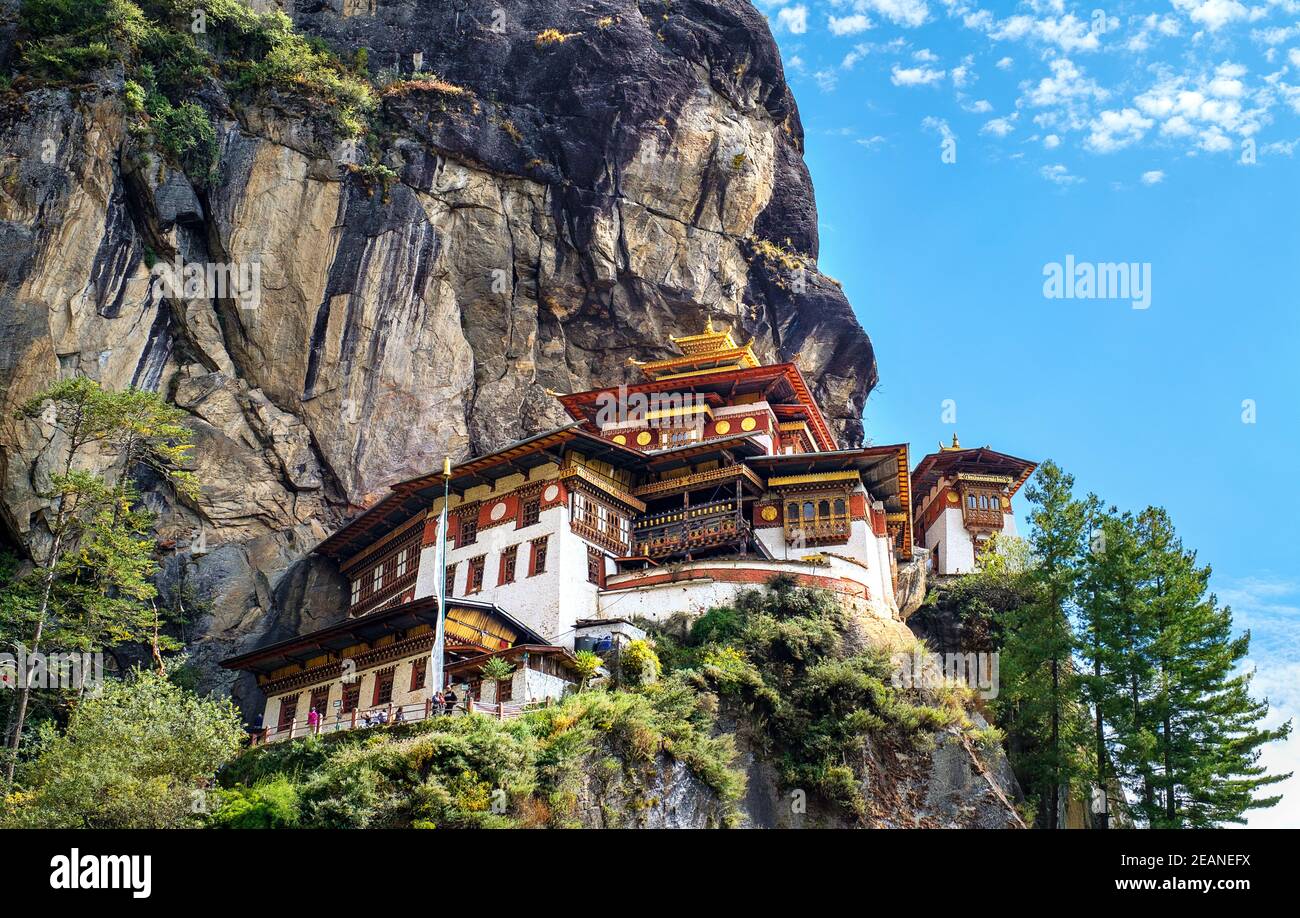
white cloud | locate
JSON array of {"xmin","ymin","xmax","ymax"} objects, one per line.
[
  {"xmin": 1132, "ymin": 64, "xmax": 1270, "ymax": 150},
  {"xmin": 996, "ymin": 56, "xmax": 1014, "ymax": 70},
  {"xmin": 859, "ymin": 0, "xmax": 930, "ymax": 28},
  {"xmin": 776, "ymin": 4, "xmax": 808, "ymax": 34},
  {"xmin": 1216, "ymin": 575, "xmax": 1300, "ymax": 828},
  {"xmin": 1141, "ymin": 169, "xmax": 1166, "ymax": 183},
  {"xmin": 855, "ymin": 135, "xmax": 888, "ymax": 150},
  {"xmin": 951, "ymin": 54, "xmax": 975, "ymax": 87},
  {"xmin": 921, "ymin": 115, "xmax": 956, "ymax": 142},
  {"xmin": 891, "ymin": 64, "xmax": 947, "ymax": 86},
  {"xmin": 1018, "ymin": 57, "xmax": 1109, "ymax": 132},
  {"xmin": 1262, "ymin": 137, "xmax": 1299, "ymax": 155},
  {"xmin": 841, "ymin": 44, "xmax": 869, "ymax": 69},
  {"xmin": 1043, "ymin": 133, "xmax": 1061, "ymax": 148},
  {"xmin": 913, "ymin": 48, "xmax": 940, "ymax": 62},
  {"xmin": 964, "ymin": 98, "xmax": 994, "ymax": 113},
  {"xmin": 1040, "ymin": 162, "xmax": 1084, "ymax": 184},
  {"xmin": 1128, "ymin": 13, "xmax": 1183, "ymax": 51},
  {"xmin": 814, "ymin": 68, "xmax": 839, "ymax": 92},
  {"xmin": 1086, "ymin": 107, "xmax": 1155, "ymax": 152},
  {"xmin": 1171, "ymin": 0, "xmax": 1253, "ymax": 32},
  {"xmin": 987, "ymin": 13, "xmax": 1101, "ymax": 53},
  {"xmin": 981, "ymin": 114, "xmax": 1018, "ymax": 136},
  {"xmin": 1251, "ymin": 25, "xmax": 1299, "ymax": 45},
  {"xmin": 829, "ymin": 13, "xmax": 873, "ymax": 36}
]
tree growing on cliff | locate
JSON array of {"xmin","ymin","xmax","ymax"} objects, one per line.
[
  {"xmin": 995, "ymin": 460, "xmax": 1091, "ymax": 828},
  {"xmin": 2, "ymin": 377, "xmax": 196, "ymax": 788},
  {"xmin": 1073, "ymin": 502, "xmax": 1152, "ymax": 827}
]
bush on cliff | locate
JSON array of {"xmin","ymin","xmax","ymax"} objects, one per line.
[
  {"xmin": 1, "ymin": 666, "xmax": 245, "ymax": 828},
  {"xmin": 216, "ymin": 677, "xmax": 743, "ymax": 829},
  {"xmin": 641, "ymin": 577, "xmax": 970, "ymax": 822}
]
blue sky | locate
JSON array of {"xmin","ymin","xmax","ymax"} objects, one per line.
[{"xmin": 757, "ymin": 0, "xmax": 1299, "ymax": 826}]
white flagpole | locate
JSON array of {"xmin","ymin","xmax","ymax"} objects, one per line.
[{"xmin": 429, "ymin": 457, "xmax": 451, "ymax": 703}]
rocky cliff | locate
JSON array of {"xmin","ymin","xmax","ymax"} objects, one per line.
[{"xmin": 0, "ymin": 0, "xmax": 877, "ymax": 711}]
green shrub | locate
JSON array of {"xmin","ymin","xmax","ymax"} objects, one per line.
[
  {"xmin": 210, "ymin": 776, "xmax": 300, "ymax": 828},
  {"xmin": 619, "ymin": 639, "xmax": 661, "ymax": 687}
]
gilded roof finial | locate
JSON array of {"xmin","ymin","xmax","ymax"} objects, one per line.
[
  {"xmin": 940, "ymin": 433, "xmax": 962, "ymax": 452},
  {"xmin": 705, "ymin": 316, "xmax": 715, "ymax": 333}
]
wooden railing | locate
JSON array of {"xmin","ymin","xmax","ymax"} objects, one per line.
[
  {"xmin": 348, "ymin": 569, "xmax": 417, "ymax": 617},
  {"xmin": 571, "ymin": 516, "xmax": 629, "ymax": 554},
  {"xmin": 783, "ymin": 516, "xmax": 851, "ymax": 547},
  {"xmin": 633, "ymin": 464, "xmax": 764, "ymax": 500},
  {"xmin": 962, "ymin": 507, "xmax": 1005, "ymax": 530},
  {"xmin": 631, "ymin": 499, "xmax": 748, "ymax": 558},
  {"xmin": 250, "ymin": 695, "xmax": 555, "ymax": 745}
]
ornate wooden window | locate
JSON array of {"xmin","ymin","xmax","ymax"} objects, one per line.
[
  {"xmin": 499, "ymin": 545, "xmax": 518, "ymax": 585},
  {"xmin": 587, "ymin": 546, "xmax": 604, "ymax": 586},
  {"xmin": 960, "ymin": 488, "xmax": 1005, "ymax": 530},
  {"xmin": 459, "ymin": 515, "xmax": 478, "ymax": 547},
  {"xmin": 571, "ymin": 491, "xmax": 629, "ymax": 553},
  {"xmin": 783, "ymin": 492, "xmax": 851, "ymax": 546},
  {"xmin": 341, "ymin": 681, "xmax": 360, "ymax": 714},
  {"xmin": 277, "ymin": 694, "xmax": 298, "ymax": 730},
  {"xmin": 346, "ymin": 529, "xmax": 421, "ymax": 616},
  {"xmin": 530, "ymin": 536, "xmax": 549, "ymax": 576},
  {"xmin": 466, "ymin": 555, "xmax": 486, "ymax": 594},
  {"xmin": 520, "ymin": 498, "xmax": 540, "ymax": 528},
  {"xmin": 309, "ymin": 687, "xmax": 329, "ymax": 718},
  {"xmin": 445, "ymin": 563, "xmax": 456, "ymax": 596},
  {"xmin": 372, "ymin": 668, "xmax": 395, "ymax": 706},
  {"xmin": 659, "ymin": 427, "xmax": 700, "ymax": 448},
  {"xmin": 410, "ymin": 658, "xmax": 427, "ymax": 692}
]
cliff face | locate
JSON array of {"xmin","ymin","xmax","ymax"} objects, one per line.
[{"xmin": 0, "ymin": 0, "xmax": 876, "ymax": 708}]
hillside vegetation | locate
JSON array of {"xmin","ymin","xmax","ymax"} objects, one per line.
[{"xmin": 213, "ymin": 578, "xmax": 1015, "ymax": 829}]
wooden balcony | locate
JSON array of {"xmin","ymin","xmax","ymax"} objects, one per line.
[
  {"xmin": 962, "ymin": 507, "xmax": 1005, "ymax": 530},
  {"xmin": 631, "ymin": 499, "xmax": 749, "ymax": 559},
  {"xmin": 349, "ymin": 570, "xmax": 417, "ymax": 618},
  {"xmin": 571, "ymin": 516, "xmax": 630, "ymax": 555},
  {"xmin": 783, "ymin": 516, "xmax": 851, "ymax": 547}
]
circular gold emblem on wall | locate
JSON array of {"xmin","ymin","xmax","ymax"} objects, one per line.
[
  {"xmin": 490, "ymin": 501, "xmax": 507, "ymax": 521},
  {"xmin": 636, "ymin": 430, "xmax": 653, "ymax": 446},
  {"xmin": 543, "ymin": 484, "xmax": 560, "ymax": 503},
  {"xmin": 946, "ymin": 491, "xmax": 959, "ymax": 504},
  {"xmin": 760, "ymin": 505, "xmax": 778, "ymax": 522},
  {"xmin": 740, "ymin": 417, "xmax": 757, "ymax": 432},
  {"xmin": 715, "ymin": 419, "xmax": 731, "ymax": 435},
  {"xmin": 613, "ymin": 434, "xmax": 627, "ymax": 445}
]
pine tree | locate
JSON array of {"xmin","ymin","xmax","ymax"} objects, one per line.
[
  {"xmin": 996, "ymin": 460, "xmax": 1090, "ymax": 827},
  {"xmin": 1137, "ymin": 508, "xmax": 1290, "ymax": 827},
  {"xmin": 1075, "ymin": 503, "xmax": 1150, "ymax": 827}
]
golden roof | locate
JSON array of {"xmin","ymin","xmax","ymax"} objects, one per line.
[{"xmin": 631, "ymin": 318, "xmax": 761, "ymax": 380}]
